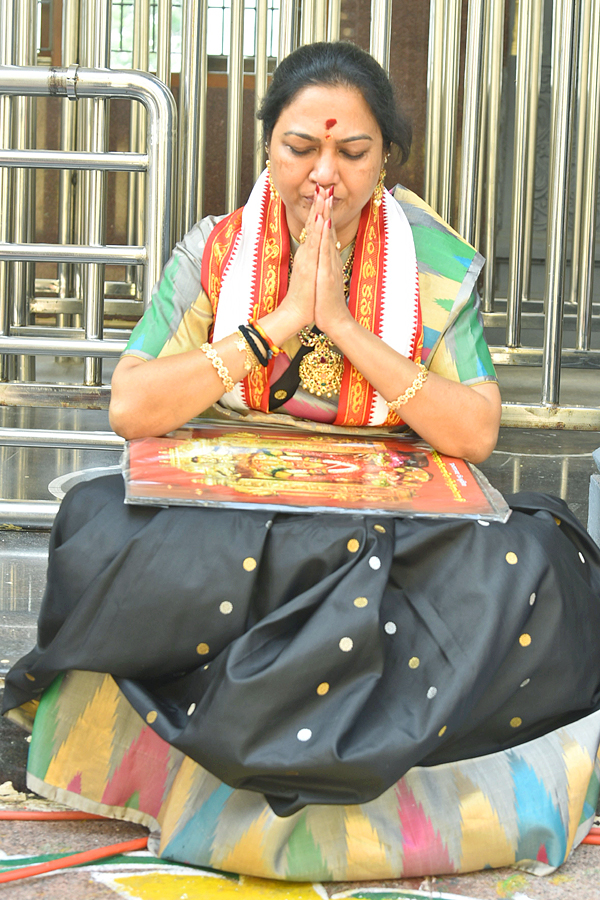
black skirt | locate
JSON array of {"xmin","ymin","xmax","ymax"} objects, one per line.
[{"xmin": 4, "ymin": 474, "xmax": 600, "ymax": 816}]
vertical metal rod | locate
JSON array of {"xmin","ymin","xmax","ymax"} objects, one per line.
[
  {"xmin": 458, "ymin": 0, "xmax": 485, "ymax": 244},
  {"xmin": 177, "ymin": 0, "xmax": 208, "ymax": 237},
  {"xmin": 314, "ymin": 0, "xmax": 328, "ymax": 43},
  {"xmin": 81, "ymin": 0, "xmax": 111, "ymax": 386},
  {"xmin": 560, "ymin": 456, "xmax": 569, "ymax": 500},
  {"xmin": 156, "ymin": 0, "xmax": 172, "ymax": 86},
  {"xmin": 0, "ymin": 0, "xmax": 13, "ymax": 381},
  {"xmin": 301, "ymin": 0, "xmax": 315, "ymax": 45},
  {"xmin": 438, "ymin": 0, "xmax": 462, "ymax": 224},
  {"xmin": 569, "ymin": 0, "xmax": 591, "ymax": 310},
  {"xmin": 12, "ymin": 0, "xmax": 36, "ymax": 382},
  {"xmin": 481, "ymin": 0, "xmax": 504, "ymax": 312},
  {"xmin": 278, "ymin": 0, "xmax": 296, "ymax": 62},
  {"xmin": 225, "ymin": 0, "xmax": 244, "ymax": 213},
  {"xmin": 541, "ymin": 0, "xmax": 576, "ymax": 406},
  {"xmin": 473, "ymin": 0, "xmax": 490, "ymax": 262},
  {"xmin": 253, "ymin": 0, "xmax": 269, "ymax": 184},
  {"xmin": 327, "ymin": 0, "xmax": 341, "ymax": 41},
  {"xmin": 506, "ymin": 0, "xmax": 543, "ymax": 347},
  {"xmin": 126, "ymin": 0, "xmax": 149, "ymax": 294},
  {"xmin": 424, "ymin": 0, "xmax": 445, "ymax": 211},
  {"xmin": 57, "ymin": 0, "xmax": 80, "ymax": 309},
  {"xmin": 575, "ymin": 0, "xmax": 600, "ymax": 349},
  {"xmin": 370, "ymin": 0, "xmax": 392, "ymax": 73}
]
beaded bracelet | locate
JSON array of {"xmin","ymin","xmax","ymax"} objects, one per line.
[
  {"xmin": 234, "ymin": 330, "xmax": 260, "ymax": 372},
  {"xmin": 200, "ymin": 342, "xmax": 236, "ymax": 393},
  {"xmin": 386, "ymin": 362, "xmax": 428, "ymax": 413},
  {"xmin": 249, "ymin": 319, "xmax": 280, "ymax": 357}
]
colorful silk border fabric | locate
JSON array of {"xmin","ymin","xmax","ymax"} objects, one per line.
[{"xmin": 22, "ymin": 670, "xmax": 600, "ymax": 882}]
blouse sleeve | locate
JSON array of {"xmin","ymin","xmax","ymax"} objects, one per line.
[{"xmin": 122, "ymin": 216, "xmax": 224, "ymax": 362}]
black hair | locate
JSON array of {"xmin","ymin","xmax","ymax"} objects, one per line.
[{"xmin": 257, "ymin": 41, "xmax": 412, "ymax": 164}]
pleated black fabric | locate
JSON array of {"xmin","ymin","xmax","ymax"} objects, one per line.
[{"xmin": 4, "ymin": 474, "xmax": 600, "ymax": 816}]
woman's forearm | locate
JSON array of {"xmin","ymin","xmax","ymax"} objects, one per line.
[{"xmin": 326, "ymin": 314, "xmax": 501, "ymax": 463}]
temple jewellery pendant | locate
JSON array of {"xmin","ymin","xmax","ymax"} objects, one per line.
[{"xmin": 298, "ymin": 330, "xmax": 344, "ymax": 397}]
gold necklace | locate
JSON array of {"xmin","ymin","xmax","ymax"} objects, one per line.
[{"xmin": 295, "ymin": 245, "xmax": 355, "ymax": 398}]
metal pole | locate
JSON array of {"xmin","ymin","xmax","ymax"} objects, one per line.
[
  {"xmin": 457, "ymin": 0, "xmax": 485, "ymax": 244},
  {"xmin": 439, "ymin": 0, "xmax": 462, "ymax": 224},
  {"xmin": 12, "ymin": 0, "xmax": 36, "ymax": 382},
  {"xmin": 575, "ymin": 0, "xmax": 600, "ymax": 349},
  {"xmin": 177, "ymin": 0, "xmax": 208, "ymax": 237},
  {"xmin": 278, "ymin": 0, "xmax": 296, "ymax": 62},
  {"xmin": 156, "ymin": 0, "xmax": 172, "ymax": 86},
  {"xmin": 225, "ymin": 0, "xmax": 244, "ymax": 212},
  {"xmin": 506, "ymin": 0, "xmax": 543, "ymax": 347},
  {"xmin": 424, "ymin": 0, "xmax": 445, "ymax": 211},
  {"xmin": 253, "ymin": 0, "xmax": 269, "ymax": 184},
  {"xmin": 370, "ymin": 0, "xmax": 392, "ymax": 73},
  {"xmin": 541, "ymin": 0, "xmax": 576, "ymax": 406},
  {"xmin": 569, "ymin": 0, "xmax": 591, "ymax": 311},
  {"xmin": 57, "ymin": 0, "xmax": 79, "ymax": 310},
  {"xmin": 300, "ymin": 0, "xmax": 315, "ymax": 45},
  {"xmin": 473, "ymin": 0, "xmax": 490, "ymax": 263},
  {"xmin": 0, "ymin": 0, "xmax": 13, "ymax": 382},
  {"xmin": 313, "ymin": 0, "xmax": 328, "ymax": 43},
  {"xmin": 126, "ymin": 0, "xmax": 150, "ymax": 295},
  {"xmin": 480, "ymin": 0, "xmax": 504, "ymax": 312},
  {"xmin": 80, "ymin": 0, "xmax": 111, "ymax": 386},
  {"xmin": 327, "ymin": 0, "xmax": 341, "ymax": 41}
]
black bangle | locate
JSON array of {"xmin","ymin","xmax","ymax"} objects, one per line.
[
  {"xmin": 239, "ymin": 324, "xmax": 269, "ymax": 367},
  {"xmin": 245, "ymin": 323, "xmax": 273, "ymax": 361}
]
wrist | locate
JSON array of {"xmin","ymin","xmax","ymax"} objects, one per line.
[{"xmin": 259, "ymin": 305, "xmax": 308, "ymax": 345}]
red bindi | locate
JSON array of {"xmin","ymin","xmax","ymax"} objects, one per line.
[{"xmin": 325, "ymin": 118, "xmax": 337, "ymax": 129}]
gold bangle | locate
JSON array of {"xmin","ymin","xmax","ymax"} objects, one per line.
[
  {"xmin": 386, "ymin": 362, "xmax": 428, "ymax": 412},
  {"xmin": 200, "ymin": 343, "xmax": 236, "ymax": 393},
  {"xmin": 234, "ymin": 330, "xmax": 260, "ymax": 372}
]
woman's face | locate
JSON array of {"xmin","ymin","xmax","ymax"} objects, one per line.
[{"xmin": 267, "ymin": 84, "xmax": 385, "ymax": 247}]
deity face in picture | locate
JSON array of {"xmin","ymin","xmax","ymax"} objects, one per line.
[{"xmin": 267, "ymin": 84, "xmax": 385, "ymax": 249}]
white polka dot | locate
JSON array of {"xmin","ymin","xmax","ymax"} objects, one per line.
[
  {"xmin": 187, "ymin": 703, "xmax": 196, "ymax": 716},
  {"xmin": 529, "ymin": 592, "xmax": 536, "ymax": 605},
  {"xmin": 339, "ymin": 637, "xmax": 353, "ymax": 652},
  {"xmin": 265, "ymin": 520, "xmax": 273, "ymax": 529},
  {"xmin": 384, "ymin": 621, "xmax": 397, "ymax": 635},
  {"xmin": 219, "ymin": 601, "xmax": 233, "ymax": 615},
  {"xmin": 369, "ymin": 556, "xmax": 381, "ymax": 570},
  {"xmin": 579, "ymin": 552, "xmax": 586, "ymax": 564},
  {"xmin": 477, "ymin": 519, "xmax": 490, "ymax": 526},
  {"xmin": 427, "ymin": 686, "xmax": 437, "ymax": 699},
  {"xmin": 520, "ymin": 678, "xmax": 530, "ymax": 688},
  {"xmin": 297, "ymin": 728, "xmax": 312, "ymax": 742},
  {"xmin": 202, "ymin": 664, "xmax": 209, "ymax": 670}
]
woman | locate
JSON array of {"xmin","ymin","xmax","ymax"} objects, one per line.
[{"xmin": 4, "ymin": 42, "xmax": 600, "ymax": 881}]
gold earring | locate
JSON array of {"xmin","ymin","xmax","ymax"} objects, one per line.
[
  {"xmin": 266, "ymin": 159, "xmax": 278, "ymax": 200},
  {"xmin": 373, "ymin": 153, "xmax": 390, "ymax": 208}
]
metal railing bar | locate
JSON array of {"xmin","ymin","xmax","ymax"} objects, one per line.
[
  {"xmin": 327, "ymin": 0, "xmax": 341, "ymax": 41},
  {"xmin": 0, "ymin": 243, "xmax": 146, "ymax": 265},
  {"xmin": 438, "ymin": 0, "xmax": 461, "ymax": 224},
  {"xmin": 424, "ymin": 0, "xmax": 444, "ymax": 212},
  {"xmin": 458, "ymin": 0, "xmax": 485, "ymax": 244},
  {"xmin": 156, "ymin": 0, "xmax": 172, "ymax": 87},
  {"xmin": 0, "ymin": 500, "xmax": 61, "ymax": 528},
  {"xmin": 278, "ymin": 0, "xmax": 296, "ymax": 62},
  {"xmin": 541, "ymin": 0, "xmax": 577, "ymax": 405},
  {"xmin": 0, "ymin": 0, "xmax": 13, "ymax": 383},
  {"xmin": 0, "ymin": 383, "xmax": 111, "ymax": 409},
  {"xmin": 253, "ymin": 0, "xmax": 268, "ymax": 184},
  {"xmin": 31, "ymin": 298, "xmax": 142, "ymax": 316},
  {"xmin": 0, "ymin": 428, "xmax": 124, "ymax": 449},
  {"xmin": 370, "ymin": 0, "xmax": 393, "ymax": 73},
  {"xmin": 11, "ymin": 326, "xmax": 131, "ymax": 340},
  {"xmin": 0, "ymin": 149, "xmax": 149, "ymax": 171},
  {"xmin": 501, "ymin": 403, "xmax": 600, "ymax": 430},
  {"xmin": 490, "ymin": 347, "xmax": 600, "ymax": 367},
  {"xmin": 177, "ymin": 0, "xmax": 207, "ymax": 235},
  {"xmin": 225, "ymin": 0, "xmax": 245, "ymax": 213},
  {"xmin": 0, "ymin": 336, "xmax": 126, "ymax": 356}
]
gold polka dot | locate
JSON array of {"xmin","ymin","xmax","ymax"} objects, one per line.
[
  {"xmin": 554, "ymin": 516, "xmax": 561, "ymax": 526},
  {"xmin": 438, "ymin": 725, "xmax": 447, "ymax": 737},
  {"xmin": 203, "ymin": 664, "xmax": 210, "ymax": 670},
  {"xmin": 510, "ymin": 716, "xmax": 522, "ymax": 728},
  {"xmin": 146, "ymin": 710, "xmax": 157, "ymax": 724},
  {"xmin": 354, "ymin": 596, "xmax": 368, "ymax": 608},
  {"xmin": 25, "ymin": 673, "xmax": 35, "ymax": 682},
  {"xmin": 505, "ymin": 552, "xmax": 518, "ymax": 565},
  {"xmin": 243, "ymin": 557, "xmax": 257, "ymax": 572},
  {"xmin": 519, "ymin": 633, "xmax": 532, "ymax": 647},
  {"xmin": 339, "ymin": 637, "xmax": 354, "ymax": 652},
  {"xmin": 196, "ymin": 642, "xmax": 210, "ymax": 655},
  {"xmin": 408, "ymin": 657, "xmax": 420, "ymax": 669},
  {"xmin": 219, "ymin": 601, "xmax": 233, "ymax": 615},
  {"xmin": 274, "ymin": 390, "xmax": 287, "ymax": 400},
  {"xmin": 347, "ymin": 538, "xmax": 360, "ymax": 553},
  {"xmin": 317, "ymin": 682, "xmax": 330, "ymax": 695},
  {"xmin": 374, "ymin": 524, "xmax": 386, "ymax": 533}
]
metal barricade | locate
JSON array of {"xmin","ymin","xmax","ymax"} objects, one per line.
[
  {"xmin": 0, "ymin": 64, "xmax": 176, "ymax": 444},
  {"xmin": 425, "ymin": 0, "xmax": 600, "ymax": 430}
]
